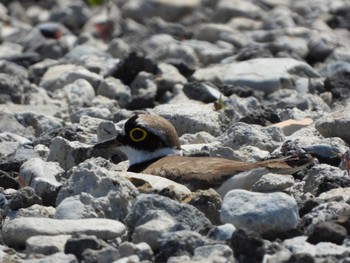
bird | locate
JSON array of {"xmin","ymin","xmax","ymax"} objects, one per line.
[
  {"xmin": 340, "ymin": 150, "xmax": 350, "ymax": 176},
  {"xmin": 94, "ymin": 114, "xmax": 314, "ymax": 196}
]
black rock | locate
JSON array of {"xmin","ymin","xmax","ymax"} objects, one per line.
[
  {"xmin": 261, "ymin": 228, "xmax": 303, "ymax": 242},
  {"xmin": 287, "ymin": 253, "xmax": 315, "ymax": 263},
  {"xmin": 318, "ymin": 175, "xmax": 350, "ymax": 195},
  {"xmin": 235, "ymin": 46, "xmax": 273, "ymax": 61},
  {"xmin": 239, "ymin": 108, "xmax": 281, "ymax": 126},
  {"xmin": 306, "ymin": 221, "xmax": 347, "ymax": 245},
  {"xmin": 299, "ymin": 199, "xmax": 324, "ymax": 218},
  {"xmin": 8, "ymin": 187, "xmax": 42, "ymax": 210},
  {"xmin": 219, "ymin": 84, "xmax": 264, "ymax": 99},
  {"xmin": 183, "ymin": 81, "xmax": 222, "ymax": 103},
  {"xmin": 158, "ymin": 230, "xmax": 210, "ymax": 260},
  {"xmin": 0, "ymin": 144, "xmax": 39, "ymax": 174},
  {"xmin": 64, "ymin": 235, "xmax": 103, "ymax": 262},
  {"xmin": 166, "ymin": 58, "xmax": 195, "ymax": 79},
  {"xmin": 111, "ymin": 52, "xmax": 158, "ymax": 85},
  {"xmin": 231, "ymin": 228, "xmax": 265, "ymax": 263},
  {"xmin": 324, "ymin": 70, "xmax": 350, "ymax": 101},
  {"xmin": 0, "ymin": 170, "xmax": 19, "ymax": 190}
]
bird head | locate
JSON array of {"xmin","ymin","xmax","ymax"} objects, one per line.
[{"xmin": 94, "ymin": 114, "xmax": 182, "ymax": 165}]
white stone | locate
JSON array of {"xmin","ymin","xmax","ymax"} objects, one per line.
[
  {"xmin": 2, "ymin": 217, "xmax": 126, "ymax": 246},
  {"xmin": 220, "ymin": 189, "xmax": 299, "ymax": 233}
]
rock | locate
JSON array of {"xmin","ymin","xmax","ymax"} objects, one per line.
[
  {"xmin": 62, "ymin": 79, "xmax": 96, "ymax": 111},
  {"xmin": 64, "ymin": 235, "xmax": 119, "ymax": 263},
  {"xmin": 192, "ymin": 244, "xmax": 234, "ymax": 262},
  {"xmin": 46, "ymin": 137, "xmax": 91, "ymax": 171},
  {"xmin": 18, "ymin": 158, "xmax": 63, "ymax": 194},
  {"xmin": 315, "ymin": 106, "xmax": 350, "ymax": 144},
  {"xmin": 183, "ymin": 81, "xmax": 223, "ymax": 103},
  {"xmin": 107, "ymin": 38, "xmax": 130, "ymax": 59},
  {"xmin": 193, "ymin": 58, "xmax": 319, "ymax": 94},
  {"xmin": 251, "ymin": 173, "xmax": 295, "ymax": 192},
  {"xmin": 221, "ymin": 189, "xmax": 299, "ymax": 234},
  {"xmin": 97, "ymin": 77, "xmax": 131, "ymax": 108},
  {"xmin": 193, "ymin": 23, "xmax": 233, "ymax": 43},
  {"xmin": 158, "ymin": 230, "xmax": 211, "ymax": 260},
  {"xmin": 156, "ymin": 63, "xmax": 187, "ymax": 96},
  {"xmin": 128, "ymin": 71, "xmax": 157, "ymax": 110},
  {"xmin": 26, "ymin": 235, "xmax": 71, "ymax": 255},
  {"xmin": 0, "ymin": 170, "xmax": 18, "ymax": 190},
  {"xmin": 239, "ymin": 108, "xmax": 281, "ymax": 127},
  {"xmin": 208, "ymin": 223, "xmax": 236, "ymax": 242},
  {"xmin": 317, "ymin": 188, "xmax": 350, "ymax": 203},
  {"xmin": 11, "ymin": 204, "xmax": 55, "ymax": 219},
  {"xmin": 303, "ymin": 164, "xmax": 349, "ymax": 196},
  {"xmin": 218, "ymin": 122, "xmax": 284, "ymax": 151},
  {"xmin": 40, "ymin": 64, "xmax": 102, "ymax": 92},
  {"xmin": 271, "ymin": 118, "xmax": 313, "ymax": 136},
  {"xmin": 54, "ymin": 194, "xmax": 98, "ymax": 219},
  {"xmin": 8, "ymin": 187, "xmax": 42, "ymax": 210},
  {"xmin": 302, "ymin": 202, "xmax": 350, "ymax": 230},
  {"xmin": 184, "ymin": 189, "xmax": 222, "ymax": 225},
  {"xmin": 131, "ymin": 210, "xmax": 182, "ymax": 250},
  {"xmin": 119, "ymin": 241, "xmax": 154, "ymax": 262},
  {"xmin": 112, "ymin": 52, "xmax": 158, "ymax": 85},
  {"xmin": 0, "ymin": 112, "xmax": 35, "ymax": 140},
  {"xmin": 56, "ymin": 158, "xmax": 138, "ymax": 220},
  {"xmin": 306, "ymin": 221, "xmax": 347, "ymax": 245},
  {"xmin": 152, "ymin": 102, "xmax": 227, "ymax": 136},
  {"xmin": 125, "ymin": 172, "xmax": 191, "ymax": 200},
  {"xmin": 23, "ymin": 252, "xmax": 78, "ymax": 263},
  {"xmin": 183, "ymin": 39, "xmax": 233, "ymax": 65},
  {"xmin": 324, "ymin": 70, "xmax": 350, "ymax": 101},
  {"xmin": 231, "ymin": 228, "xmax": 266, "ymax": 263},
  {"xmin": 122, "ymin": 0, "xmax": 199, "ymax": 23},
  {"xmin": 212, "ymin": 0, "xmax": 263, "ymax": 22},
  {"xmin": 125, "ymin": 194, "xmax": 212, "ymax": 235},
  {"xmin": 2, "ymin": 217, "xmax": 126, "ymax": 247},
  {"xmin": 70, "ymin": 106, "xmax": 113, "ymax": 123},
  {"xmin": 15, "ymin": 112, "xmax": 64, "ymax": 138},
  {"xmin": 0, "ymin": 73, "xmax": 30, "ymax": 103}
]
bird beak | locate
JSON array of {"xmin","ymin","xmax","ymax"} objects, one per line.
[{"xmin": 93, "ymin": 137, "xmax": 122, "ymax": 149}]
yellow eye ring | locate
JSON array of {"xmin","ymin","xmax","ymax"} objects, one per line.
[{"xmin": 129, "ymin": 128, "xmax": 147, "ymax": 142}]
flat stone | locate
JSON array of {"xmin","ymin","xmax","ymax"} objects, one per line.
[
  {"xmin": 2, "ymin": 217, "xmax": 126, "ymax": 246},
  {"xmin": 271, "ymin": 118, "xmax": 313, "ymax": 136}
]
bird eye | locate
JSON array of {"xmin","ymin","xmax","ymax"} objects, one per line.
[{"xmin": 129, "ymin": 128, "xmax": 147, "ymax": 142}]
